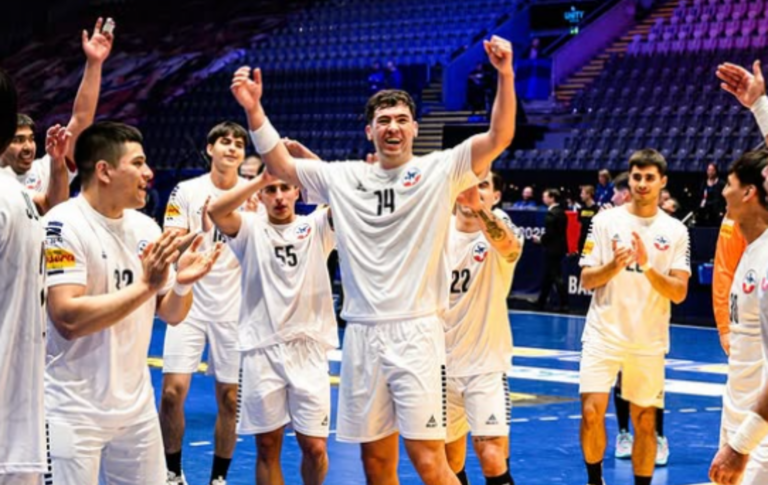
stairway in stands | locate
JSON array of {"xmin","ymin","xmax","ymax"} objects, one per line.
[{"xmin": 554, "ymin": 0, "xmax": 680, "ymax": 106}]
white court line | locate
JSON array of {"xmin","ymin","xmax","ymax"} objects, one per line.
[
  {"xmin": 705, "ymin": 407, "xmax": 722, "ymax": 412},
  {"xmin": 679, "ymin": 408, "xmax": 698, "ymax": 413},
  {"xmin": 190, "ymin": 441, "xmax": 211, "ymax": 446},
  {"xmin": 539, "ymin": 417, "xmax": 558, "ymax": 421}
]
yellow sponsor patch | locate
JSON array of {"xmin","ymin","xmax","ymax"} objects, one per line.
[
  {"xmin": 165, "ymin": 204, "xmax": 181, "ymax": 218},
  {"xmin": 719, "ymin": 223, "xmax": 734, "ymax": 238},
  {"xmin": 582, "ymin": 240, "xmax": 594, "ymax": 256},
  {"xmin": 45, "ymin": 248, "xmax": 75, "ymax": 270}
]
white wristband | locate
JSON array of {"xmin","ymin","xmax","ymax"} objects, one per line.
[
  {"xmin": 173, "ymin": 281, "xmax": 192, "ymax": 296},
  {"xmin": 249, "ymin": 118, "xmax": 281, "ymax": 155},
  {"xmin": 729, "ymin": 412, "xmax": 768, "ymax": 455},
  {"xmin": 750, "ymin": 95, "xmax": 768, "ymax": 139},
  {"xmin": 639, "ymin": 262, "xmax": 652, "ymax": 272}
]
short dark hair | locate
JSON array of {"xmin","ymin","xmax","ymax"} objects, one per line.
[
  {"xmin": 0, "ymin": 69, "xmax": 18, "ymax": 153},
  {"xmin": 491, "ymin": 171, "xmax": 504, "ymax": 194},
  {"xmin": 206, "ymin": 121, "xmax": 248, "ymax": 146},
  {"xmin": 365, "ymin": 89, "xmax": 417, "ymax": 124},
  {"xmin": 728, "ymin": 150, "xmax": 768, "ymax": 210},
  {"xmin": 74, "ymin": 121, "xmax": 143, "ymax": 185},
  {"xmin": 628, "ymin": 148, "xmax": 668, "ymax": 176},
  {"xmin": 544, "ymin": 187, "xmax": 561, "ymax": 202},
  {"xmin": 614, "ymin": 172, "xmax": 630, "ymax": 191}
]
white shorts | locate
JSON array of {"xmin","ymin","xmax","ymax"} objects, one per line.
[
  {"xmin": 162, "ymin": 318, "xmax": 240, "ymax": 384},
  {"xmin": 46, "ymin": 417, "xmax": 165, "ymax": 485},
  {"xmin": 446, "ymin": 372, "xmax": 511, "ymax": 443},
  {"xmin": 719, "ymin": 426, "xmax": 768, "ymax": 485},
  {"xmin": 0, "ymin": 474, "xmax": 42, "ymax": 485},
  {"xmin": 579, "ymin": 342, "xmax": 665, "ymax": 408},
  {"xmin": 337, "ymin": 316, "xmax": 447, "ymax": 443},
  {"xmin": 237, "ymin": 338, "xmax": 331, "ymax": 438}
]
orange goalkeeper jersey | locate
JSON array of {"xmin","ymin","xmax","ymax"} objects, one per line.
[{"xmin": 713, "ymin": 216, "xmax": 747, "ymax": 335}]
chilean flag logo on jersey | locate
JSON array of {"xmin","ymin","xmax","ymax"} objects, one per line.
[
  {"xmin": 743, "ymin": 270, "xmax": 758, "ymax": 294},
  {"xmin": 473, "ymin": 242, "xmax": 489, "ymax": 263},
  {"xmin": 137, "ymin": 240, "xmax": 150, "ymax": 256},
  {"xmin": 653, "ymin": 235, "xmax": 670, "ymax": 251},
  {"xmin": 295, "ymin": 223, "xmax": 312, "ymax": 240},
  {"xmin": 402, "ymin": 167, "xmax": 422, "ymax": 188}
]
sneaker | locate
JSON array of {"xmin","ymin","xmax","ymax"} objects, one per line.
[
  {"xmin": 211, "ymin": 478, "xmax": 227, "ymax": 485},
  {"xmin": 166, "ymin": 471, "xmax": 187, "ymax": 485},
  {"xmin": 614, "ymin": 431, "xmax": 633, "ymax": 459},
  {"xmin": 655, "ymin": 435, "xmax": 670, "ymax": 467}
]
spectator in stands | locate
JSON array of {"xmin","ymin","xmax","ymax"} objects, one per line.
[
  {"xmin": 467, "ymin": 63, "xmax": 487, "ymax": 114},
  {"xmin": 661, "ymin": 197, "xmax": 679, "ymax": 218},
  {"xmin": 367, "ymin": 61, "xmax": 386, "ymax": 95},
  {"xmin": 239, "ymin": 154, "xmax": 262, "ymax": 179},
  {"xmin": 534, "ymin": 188, "xmax": 569, "ymax": 312},
  {"xmin": 578, "ymin": 185, "xmax": 599, "ymax": 253},
  {"xmin": 600, "ymin": 172, "xmax": 631, "ymax": 211},
  {"xmin": 659, "ymin": 188, "xmax": 671, "ymax": 207},
  {"xmin": 512, "ymin": 186, "xmax": 538, "ymax": 209},
  {"xmin": 523, "ymin": 37, "xmax": 542, "ymax": 60},
  {"xmin": 596, "ymin": 168, "xmax": 614, "ymax": 206},
  {"xmin": 697, "ymin": 162, "xmax": 725, "ymax": 226},
  {"xmin": 385, "ymin": 60, "xmax": 403, "ymax": 90}
]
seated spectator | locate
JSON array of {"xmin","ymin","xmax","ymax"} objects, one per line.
[{"xmin": 512, "ymin": 186, "xmax": 539, "ymax": 209}]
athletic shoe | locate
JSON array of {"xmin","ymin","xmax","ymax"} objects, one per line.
[
  {"xmin": 614, "ymin": 431, "xmax": 633, "ymax": 459},
  {"xmin": 166, "ymin": 471, "xmax": 187, "ymax": 485},
  {"xmin": 656, "ymin": 435, "xmax": 670, "ymax": 467},
  {"xmin": 211, "ymin": 477, "xmax": 227, "ymax": 485}
]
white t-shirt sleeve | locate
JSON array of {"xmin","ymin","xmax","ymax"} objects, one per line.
[
  {"xmin": 227, "ymin": 212, "xmax": 258, "ymax": 261},
  {"xmin": 448, "ymin": 138, "xmax": 481, "ymax": 198},
  {"xmin": 44, "ymin": 217, "xmax": 87, "ymax": 287},
  {"xmin": 312, "ymin": 208, "xmax": 336, "ymax": 256},
  {"xmin": 0, "ymin": 197, "xmax": 10, "ymax": 253},
  {"xmin": 295, "ymin": 159, "xmax": 333, "ymax": 205},
  {"xmin": 671, "ymin": 225, "xmax": 691, "ymax": 274},
  {"xmin": 579, "ymin": 217, "xmax": 604, "ymax": 268},
  {"xmin": 164, "ymin": 184, "xmax": 189, "ymax": 230}
]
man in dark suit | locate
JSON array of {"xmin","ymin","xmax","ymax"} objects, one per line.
[{"xmin": 534, "ymin": 187, "xmax": 569, "ymax": 312}]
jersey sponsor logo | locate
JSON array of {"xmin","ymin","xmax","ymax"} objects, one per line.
[
  {"xmin": 582, "ymin": 240, "xmax": 594, "ymax": 256},
  {"xmin": 719, "ymin": 223, "xmax": 734, "ymax": 238},
  {"xmin": 295, "ymin": 223, "xmax": 312, "ymax": 240},
  {"xmin": 473, "ymin": 241, "xmax": 489, "ymax": 262},
  {"xmin": 486, "ymin": 414, "xmax": 499, "ymax": 426},
  {"xmin": 45, "ymin": 248, "xmax": 75, "ymax": 271},
  {"xmin": 653, "ymin": 235, "xmax": 670, "ymax": 251},
  {"xmin": 165, "ymin": 204, "xmax": 182, "ymax": 218},
  {"xmin": 402, "ymin": 167, "xmax": 422, "ymax": 188},
  {"xmin": 45, "ymin": 221, "xmax": 64, "ymax": 241},
  {"xmin": 743, "ymin": 269, "xmax": 758, "ymax": 294},
  {"xmin": 137, "ymin": 239, "xmax": 150, "ymax": 256},
  {"xmin": 426, "ymin": 415, "xmax": 438, "ymax": 428}
]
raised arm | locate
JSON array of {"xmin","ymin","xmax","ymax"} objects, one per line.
[
  {"xmin": 34, "ymin": 125, "xmax": 71, "ymax": 215},
  {"xmin": 231, "ymin": 67, "xmax": 304, "ymax": 186},
  {"xmin": 65, "ymin": 17, "xmax": 115, "ymax": 163},
  {"xmin": 470, "ymin": 36, "xmax": 517, "ymax": 177},
  {"xmin": 208, "ymin": 171, "xmax": 276, "ymax": 237},
  {"xmin": 717, "ymin": 60, "xmax": 768, "ymax": 144},
  {"xmin": 457, "ymin": 186, "xmax": 521, "ymax": 262}
]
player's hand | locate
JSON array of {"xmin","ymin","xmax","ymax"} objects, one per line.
[
  {"xmin": 717, "ymin": 61, "xmax": 766, "ymax": 109},
  {"xmin": 140, "ymin": 231, "xmax": 182, "ymax": 291},
  {"xmin": 244, "ymin": 194, "xmax": 260, "ymax": 213},
  {"xmin": 365, "ymin": 153, "xmax": 379, "ymax": 164},
  {"xmin": 484, "ymin": 35, "xmax": 514, "ymax": 76},
  {"xmin": 176, "ymin": 235, "xmax": 223, "ymax": 285},
  {"xmin": 631, "ymin": 232, "xmax": 648, "ymax": 267},
  {"xmin": 231, "ymin": 66, "xmax": 263, "ymax": 111},
  {"xmin": 201, "ymin": 196, "xmax": 213, "ymax": 233},
  {"xmin": 709, "ymin": 444, "xmax": 749, "ymax": 485},
  {"xmin": 456, "ymin": 185, "xmax": 484, "ymax": 212},
  {"xmin": 283, "ymin": 137, "xmax": 321, "ymax": 160},
  {"xmin": 611, "ymin": 240, "xmax": 634, "ymax": 269},
  {"xmin": 82, "ymin": 17, "xmax": 115, "ymax": 64},
  {"xmin": 720, "ymin": 332, "xmax": 731, "ymax": 356},
  {"xmin": 45, "ymin": 124, "xmax": 72, "ymax": 168}
]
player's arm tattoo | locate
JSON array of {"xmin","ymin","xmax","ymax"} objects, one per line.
[
  {"xmin": 475, "ymin": 209, "xmax": 505, "ymax": 241},
  {"xmin": 474, "ymin": 208, "xmax": 521, "ymax": 262}
]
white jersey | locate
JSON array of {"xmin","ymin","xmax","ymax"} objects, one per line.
[
  {"xmin": 723, "ymin": 229, "xmax": 768, "ymax": 432},
  {"xmin": 295, "ymin": 138, "xmax": 478, "ymax": 322},
  {"xmin": 3, "ymin": 155, "xmax": 77, "ymax": 193},
  {"xmin": 0, "ymin": 171, "xmax": 47, "ymax": 474},
  {"xmin": 227, "ymin": 209, "xmax": 337, "ymax": 351},
  {"xmin": 43, "ymin": 196, "xmax": 174, "ymax": 428},
  {"xmin": 760, "ymin": 247, "xmax": 768, "ymax": 361},
  {"xmin": 579, "ymin": 205, "xmax": 690, "ymax": 354},
  {"xmin": 164, "ymin": 174, "xmax": 246, "ymax": 322},
  {"xmin": 444, "ymin": 210, "xmax": 523, "ymax": 377}
]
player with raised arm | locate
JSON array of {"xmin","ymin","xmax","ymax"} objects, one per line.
[
  {"xmin": 1, "ymin": 17, "xmax": 115, "ymax": 215},
  {"xmin": 159, "ymin": 122, "xmax": 250, "ymax": 485},
  {"xmin": 443, "ymin": 172, "xmax": 523, "ymax": 485},
  {"xmin": 578, "ymin": 150, "xmax": 690, "ymax": 485},
  {"xmin": 207, "ymin": 169, "xmax": 336, "ymax": 485},
  {"xmin": 231, "ymin": 34, "xmax": 516, "ymax": 485},
  {"xmin": 43, "ymin": 121, "xmax": 221, "ymax": 485}
]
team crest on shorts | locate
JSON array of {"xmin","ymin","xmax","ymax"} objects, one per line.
[
  {"xmin": 402, "ymin": 167, "xmax": 422, "ymax": 188},
  {"xmin": 653, "ymin": 235, "xmax": 670, "ymax": 251},
  {"xmin": 137, "ymin": 240, "xmax": 150, "ymax": 256},
  {"xmin": 473, "ymin": 241, "xmax": 488, "ymax": 262},
  {"xmin": 743, "ymin": 270, "xmax": 758, "ymax": 294},
  {"xmin": 295, "ymin": 223, "xmax": 312, "ymax": 240}
]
